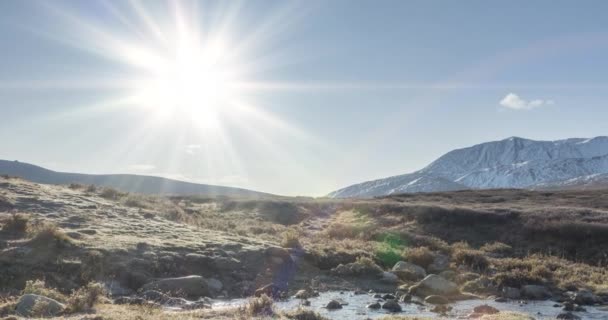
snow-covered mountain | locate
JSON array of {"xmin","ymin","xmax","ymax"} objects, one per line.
[{"xmin": 328, "ymin": 136, "xmax": 608, "ymax": 198}]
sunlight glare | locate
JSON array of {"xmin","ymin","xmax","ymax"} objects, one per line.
[{"xmin": 129, "ymin": 26, "xmax": 241, "ymax": 129}]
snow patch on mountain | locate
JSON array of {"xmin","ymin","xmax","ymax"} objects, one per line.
[{"xmin": 329, "ymin": 136, "xmax": 608, "ymax": 198}]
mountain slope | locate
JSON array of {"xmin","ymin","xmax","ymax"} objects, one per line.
[
  {"xmin": 0, "ymin": 160, "xmax": 273, "ymax": 197},
  {"xmin": 329, "ymin": 136, "xmax": 608, "ymax": 198}
]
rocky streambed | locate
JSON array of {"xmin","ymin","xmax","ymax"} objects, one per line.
[{"xmin": 212, "ymin": 291, "xmax": 608, "ymax": 319}]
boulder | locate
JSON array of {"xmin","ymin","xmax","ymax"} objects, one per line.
[
  {"xmin": 326, "ymin": 300, "xmax": 342, "ymax": 310},
  {"xmin": 521, "ymin": 285, "xmax": 551, "ymax": 300},
  {"xmin": 424, "ymin": 295, "xmax": 449, "ymax": 305},
  {"xmin": 15, "ymin": 294, "xmax": 65, "ymax": 317},
  {"xmin": 367, "ymin": 302, "xmax": 381, "ymax": 309},
  {"xmin": 573, "ymin": 290, "xmax": 598, "ymax": 305},
  {"xmin": 392, "ymin": 261, "xmax": 426, "ymax": 280},
  {"xmin": 473, "ymin": 304, "xmax": 499, "ymax": 314},
  {"xmin": 381, "ymin": 271, "xmax": 399, "ymax": 284},
  {"xmin": 413, "ymin": 275, "xmax": 459, "ymax": 297},
  {"xmin": 381, "ymin": 300, "xmax": 402, "ymax": 312},
  {"xmin": 439, "ymin": 270, "xmax": 458, "ymax": 281},
  {"xmin": 382, "ymin": 293, "xmax": 396, "ymax": 300},
  {"xmin": 294, "ymin": 289, "xmax": 318, "ymax": 299},
  {"xmin": 500, "ymin": 286, "xmax": 521, "ymax": 299},
  {"xmin": 141, "ymin": 275, "xmax": 210, "ymax": 299},
  {"xmin": 206, "ymin": 278, "xmax": 223, "ymax": 294}
]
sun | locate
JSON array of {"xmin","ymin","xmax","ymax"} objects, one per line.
[{"xmin": 128, "ymin": 26, "xmax": 242, "ymax": 129}]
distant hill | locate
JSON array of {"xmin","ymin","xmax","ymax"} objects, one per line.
[
  {"xmin": 0, "ymin": 160, "xmax": 274, "ymax": 197},
  {"xmin": 329, "ymin": 136, "xmax": 608, "ymax": 198}
]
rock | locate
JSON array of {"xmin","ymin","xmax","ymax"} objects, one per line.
[
  {"xmin": 381, "ymin": 300, "xmax": 402, "ymax": 312},
  {"xmin": 424, "ymin": 295, "xmax": 449, "ymax": 305},
  {"xmin": 141, "ymin": 276, "xmax": 210, "ymax": 299},
  {"xmin": 206, "ymin": 278, "xmax": 223, "ymax": 294},
  {"xmin": 556, "ymin": 312, "xmax": 581, "ymax": 320},
  {"xmin": 254, "ymin": 283, "xmax": 285, "ymax": 299},
  {"xmin": 439, "ymin": 270, "xmax": 458, "ymax": 281},
  {"xmin": 367, "ymin": 302, "xmax": 381, "ymax": 309},
  {"xmin": 473, "ymin": 304, "xmax": 499, "ymax": 314},
  {"xmin": 495, "ymin": 297, "xmax": 508, "ymax": 303},
  {"xmin": 294, "ymin": 289, "xmax": 317, "ymax": 299},
  {"xmin": 500, "ymin": 286, "xmax": 521, "ymax": 299},
  {"xmin": 562, "ymin": 301, "xmax": 575, "ymax": 311},
  {"xmin": 301, "ymin": 300, "xmax": 311, "ymax": 306},
  {"xmin": 326, "ymin": 300, "xmax": 342, "ymax": 310},
  {"xmin": 399, "ymin": 293, "xmax": 412, "ymax": 302},
  {"xmin": 427, "ymin": 254, "xmax": 450, "ymax": 273},
  {"xmin": 521, "ymin": 285, "xmax": 551, "ymax": 300},
  {"xmin": 382, "ymin": 294, "xmax": 396, "ymax": 300},
  {"xmin": 431, "ymin": 305, "xmax": 452, "ymax": 314},
  {"xmin": 373, "ymin": 294, "xmax": 382, "ymax": 299},
  {"xmin": 392, "ymin": 261, "xmax": 426, "ymax": 279},
  {"xmin": 15, "ymin": 294, "xmax": 65, "ymax": 317},
  {"xmin": 381, "ymin": 271, "xmax": 399, "ymax": 283},
  {"xmin": 451, "ymin": 292, "xmax": 482, "ymax": 300},
  {"xmin": 413, "ymin": 275, "xmax": 459, "ymax": 297},
  {"xmin": 574, "ymin": 289, "xmax": 598, "ymax": 305}
]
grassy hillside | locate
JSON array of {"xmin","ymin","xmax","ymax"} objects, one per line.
[{"xmin": 0, "ymin": 176, "xmax": 607, "ymax": 318}]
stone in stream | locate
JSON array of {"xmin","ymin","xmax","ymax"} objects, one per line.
[
  {"xmin": 473, "ymin": 304, "xmax": 499, "ymax": 314},
  {"xmin": 381, "ymin": 300, "xmax": 402, "ymax": 312},
  {"xmin": 424, "ymin": 295, "xmax": 449, "ymax": 305},
  {"xmin": 500, "ymin": 286, "xmax": 521, "ymax": 299},
  {"xmin": 392, "ymin": 261, "xmax": 427, "ymax": 280},
  {"xmin": 381, "ymin": 271, "xmax": 399, "ymax": 283},
  {"xmin": 326, "ymin": 300, "xmax": 343, "ymax": 310},
  {"xmin": 367, "ymin": 302, "xmax": 381, "ymax": 309},
  {"xmin": 141, "ymin": 275, "xmax": 210, "ymax": 299},
  {"xmin": 399, "ymin": 293, "xmax": 412, "ymax": 302},
  {"xmin": 573, "ymin": 289, "xmax": 599, "ymax": 305},
  {"xmin": 411, "ymin": 274, "xmax": 459, "ymax": 297},
  {"xmin": 557, "ymin": 312, "xmax": 581, "ymax": 320},
  {"xmin": 520, "ymin": 285, "xmax": 551, "ymax": 300},
  {"xmin": 382, "ymin": 293, "xmax": 396, "ymax": 300},
  {"xmin": 15, "ymin": 294, "xmax": 65, "ymax": 317},
  {"xmin": 431, "ymin": 304, "xmax": 451, "ymax": 315}
]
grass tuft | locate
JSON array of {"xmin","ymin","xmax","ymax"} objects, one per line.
[{"xmin": 1, "ymin": 213, "xmax": 29, "ymax": 235}]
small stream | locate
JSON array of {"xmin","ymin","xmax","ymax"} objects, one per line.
[{"xmin": 210, "ymin": 291, "xmax": 608, "ymax": 319}]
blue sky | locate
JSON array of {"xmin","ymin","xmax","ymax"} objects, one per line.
[{"xmin": 1, "ymin": 0, "xmax": 608, "ymax": 196}]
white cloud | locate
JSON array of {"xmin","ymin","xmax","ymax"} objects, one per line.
[{"xmin": 499, "ymin": 93, "xmax": 554, "ymax": 110}]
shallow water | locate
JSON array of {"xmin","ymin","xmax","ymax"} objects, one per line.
[{"xmin": 211, "ymin": 291, "xmax": 608, "ymax": 319}]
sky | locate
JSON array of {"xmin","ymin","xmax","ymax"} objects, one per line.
[{"xmin": 1, "ymin": 0, "xmax": 608, "ymax": 196}]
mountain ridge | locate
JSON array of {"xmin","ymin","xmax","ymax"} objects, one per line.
[
  {"xmin": 0, "ymin": 159, "xmax": 275, "ymax": 197},
  {"xmin": 329, "ymin": 136, "xmax": 608, "ymax": 198}
]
